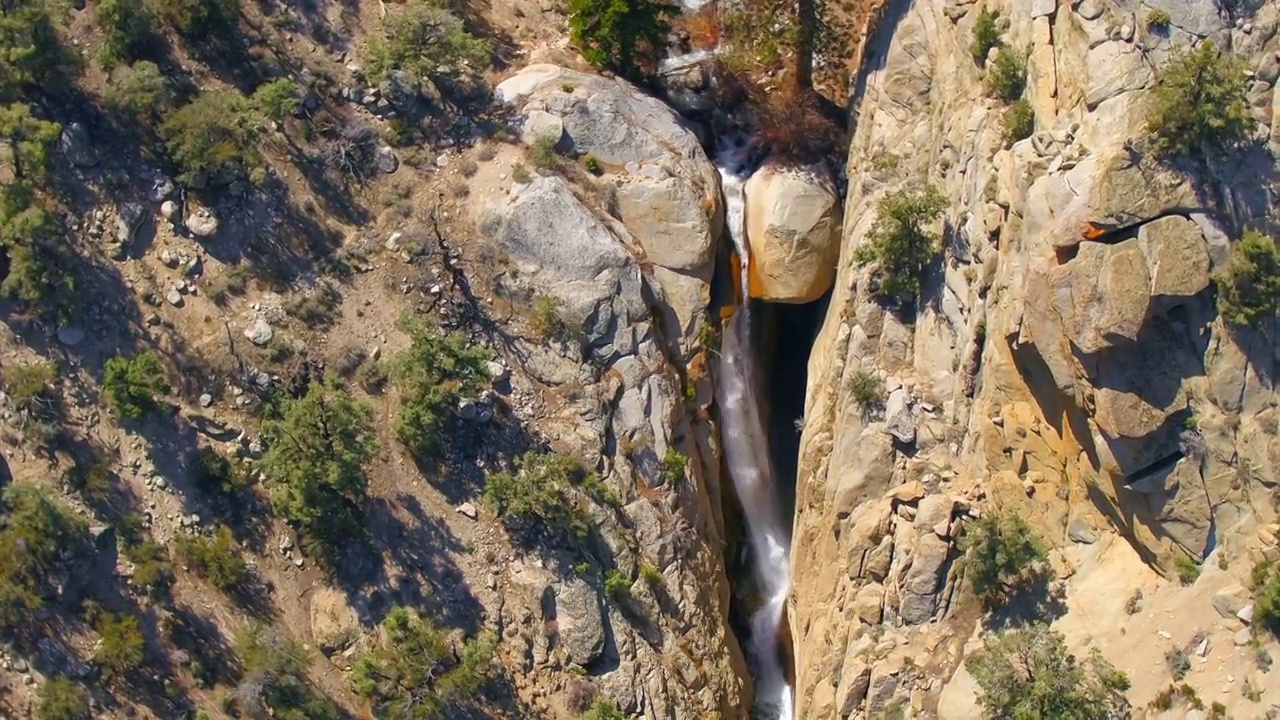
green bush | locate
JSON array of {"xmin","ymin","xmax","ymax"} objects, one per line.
[
  {"xmin": 251, "ymin": 78, "xmax": 300, "ymax": 122},
  {"xmin": 581, "ymin": 697, "xmax": 627, "ymax": 720},
  {"xmin": 86, "ymin": 605, "xmax": 147, "ymax": 683},
  {"xmin": 531, "ymin": 295, "xmax": 569, "ymax": 339},
  {"xmin": 604, "ymin": 569, "xmax": 631, "ymax": 602},
  {"xmin": 160, "ymin": 91, "xmax": 265, "ymax": 185},
  {"xmin": 97, "ymin": 0, "xmax": 155, "ymax": 66},
  {"xmin": 262, "ymin": 382, "xmax": 377, "ymax": 556},
  {"xmin": 967, "ymin": 624, "xmax": 1130, "ymax": 719},
  {"xmin": 511, "ymin": 163, "xmax": 532, "ymax": 184},
  {"xmin": 124, "ymin": 539, "xmax": 173, "ymax": 597},
  {"xmin": 102, "ymin": 351, "xmax": 169, "ymax": 419},
  {"xmin": 583, "ymin": 153, "xmax": 602, "ymax": 175},
  {"xmin": 961, "ymin": 512, "xmax": 1049, "ymax": 610},
  {"xmin": 1004, "ymin": 98, "xmax": 1034, "ymax": 144},
  {"xmin": 530, "ymin": 135, "xmax": 561, "ymax": 170},
  {"xmin": 639, "ymin": 563, "xmax": 664, "ymax": 588},
  {"xmin": 36, "ymin": 677, "xmax": 90, "ymax": 720},
  {"xmin": 153, "ymin": 0, "xmax": 240, "ymax": 37},
  {"xmin": 568, "ymin": 0, "xmax": 677, "ymax": 81},
  {"xmin": 849, "ymin": 370, "xmax": 885, "ymax": 418},
  {"xmin": 485, "ymin": 452, "xmax": 593, "ymax": 541},
  {"xmin": 353, "ymin": 606, "xmax": 495, "ymax": 719},
  {"xmin": 1216, "ymin": 230, "xmax": 1280, "ymax": 326},
  {"xmin": 1173, "ymin": 552, "xmax": 1201, "ymax": 585},
  {"xmin": 0, "ymin": 1, "xmax": 71, "ymax": 97},
  {"xmin": 191, "ymin": 447, "xmax": 253, "ymax": 497},
  {"xmin": 659, "ymin": 448, "xmax": 687, "ymax": 486},
  {"xmin": 0, "ymin": 102, "xmax": 60, "ymax": 181},
  {"xmin": 175, "ymin": 526, "xmax": 249, "ymax": 592},
  {"xmin": 970, "ymin": 8, "xmax": 1001, "ymax": 64},
  {"xmin": 391, "ymin": 316, "xmax": 490, "ymax": 461},
  {"xmin": 986, "ymin": 48, "xmax": 1027, "ymax": 103},
  {"xmin": 3, "ymin": 360, "xmax": 55, "ymax": 413},
  {"xmin": 368, "ymin": 1, "xmax": 491, "ymax": 83},
  {"xmin": 1145, "ymin": 8, "xmax": 1171, "ymax": 31},
  {"xmin": 1253, "ymin": 561, "xmax": 1280, "ymax": 635},
  {"xmin": 1147, "ymin": 42, "xmax": 1250, "ymax": 159},
  {"xmin": 854, "ymin": 184, "xmax": 946, "ymax": 303},
  {"xmin": 232, "ymin": 623, "xmax": 344, "ymax": 720},
  {"xmin": 0, "ymin": 484, "xmax": 87, "ymax": 629},
  {"xmin": 104, "ymin": 61, "xmax": 174, "ymax": 123}
]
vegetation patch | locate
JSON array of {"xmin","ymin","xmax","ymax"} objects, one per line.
[
  {"xmin": 485, "ymin": 452, "xmax": 595, "ymax": 543},
  {"xmin": 1216, "ymin": 230, "xmax": 1280, "ymax": 327},
  {"xmin": 392, "ymin": 316, "xmax": 490, "ymax": 461},
  {"xmin": 961, "ymin": 512, "xmax": 1050, "ymax": 611},
  {"xmin": 568, "ymin": 0, "xmax": 677, "ymax": 82},
  {"xmin": 1147, "ymin": 41, "xmax": 1250, "ymax": 159},
  {"xmin": 102, "ymin": 351, "xmax": 169, "ymax": 420},
  {"xmin": 854, "ymin": 184, "xmax": 946, "ymax": 304}
]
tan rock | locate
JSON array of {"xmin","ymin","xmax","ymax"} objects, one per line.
[
  {"xmin": 1137, "ymin": 216, "xmax": 1210, "ymax": 300},
  {"xmin": 744, "ymin": 160, "xmax": 841, "ymax": 303},
  {"xmin": 309, "ymin": 587, "xmax": 361, "ymax": 655},
  {"xmin": 1050, "ymin": 240, "xmax": 1151, "ymax": 354},
  {"xmin": 886, "ymin": 480, "xmax": 926, "ymax": 504},
  {"xmin": 853, "ymin": 583, "xmax": 886, "ymax": 625}
]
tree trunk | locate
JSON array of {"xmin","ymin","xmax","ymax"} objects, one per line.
[{"xmin": 794, "ymin": 0, "xmax": 817, "ymax": 91}]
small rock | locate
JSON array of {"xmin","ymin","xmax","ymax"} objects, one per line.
[
  {"xmin": 199, "ymin": 393, "xmax": 213, "ymax": 408},
  {"xmin": 886, "ymin": 481, "xmax": 925, "ymax": 504},
  {"xmin": 145, "ymin": 313, "xmax": 161, "ymax": 326},
  {"xmin": 369, "ymin": 345, "xmax": 381, "ymax": 361},
  {"xmin": 1119, "ymin": 22, "xmax": 1134, "ymax": 42},
  {"xmin": 1236, "ymin": 629, "xmax": 1252, "ymax": 646},
  {"xmin": 1238, "ymin": 604, "xmax": 1255, "ymax": 625},
  {"xmin": 1067, "ymin": 517, "xmax": 1099, "ymax": 544},
  {"xmin": 166, "ymin": 289, "xmax": 184, "ymax": 307},
  {"xmin": 456, "ymin": 502, "xmax": 478, "ymax": 520},
  {"xmin": 60, "ymin": 123, "xmax": 98, "ymax": 167},
  {"xmin": 294, "ymin": 557, "xmax": 305, "ymax": 568},
  {"xmin": 375, "ymin": 146, "xmax": 400, "ymax": 174},
  {"xmin": 116, "ymin": 203, "xmax": 146, "ymax": 243},
  {"xmin": 244, "ymin": 318, "xmax": 274, "ymax": 347},
  {"xmin": 21, "ymin": 674, "xmax": 33, "ymax": 686},
  {"xmin": 385, "ymin": 231, "xmax": 403, "ymax": 251},
  {"xmin": 486, "ymin": 360, "xmax": 510, "ymax": 383},
  {"xmin": 279, "ymin": 535, "xmax": 294, "ymax": 553},
  {"xmin": 436, "ymin": 154, "xmax": 451, "ymax": 168},
  {"xmin": 1195, "ymin": 637, "xmax": 1210, "ymax": 657},
  {"xmin": 1158, "ymin": 630, "xmax": 1172, "ymax": 640},
  {"xmin": 160, "ymin": 200, "xmax": 180, "ymax": 222},
  {"xmin": 149, "ymin": 177, "xmax": 176, "ymax": 202},
  {"xmin": 185, "ymin": 209, "xmax": 219, "ymax": 238},
  {"xmin": 57, "ymin": 326, "xmax": 85, "ymax": 346}
]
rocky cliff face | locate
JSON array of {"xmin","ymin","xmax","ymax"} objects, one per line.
[{"xmin": 790, "ymin": 0, "xmax": 1280, "ymax": 715}]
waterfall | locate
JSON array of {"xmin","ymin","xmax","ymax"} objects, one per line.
[{"xmin": 715, "ymin": 142, "xmax": 794, "ymax": 720}]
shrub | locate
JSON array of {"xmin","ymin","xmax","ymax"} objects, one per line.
[
  {"xmin": 511, "ymin": 163, "xmax": 532, "ymax": 184},
  {"xmin": 568, "ymin": 0, "xmax": 678, "ymax": 82},
  {"xmin": 262, "ymin": 382, "xmax": 377, "ymax": 556},
  {"xmin": 583, "ymin": 154, "xmax": 602, "ymax": 175},
  {"xmin": 640, "ymin": 563, "xmax": 664, "ymax": 588},
  {"xmin": 104, "ymin": 61, "xmax": 174, "ymax": 123},
  {"xmin": 3, "ymin": 360, "xmax": 56, "ymax": 413},
  {"xmin": 153, "ymin": 0, "xmax": 240, "ymax": 37},
  {"xmin": 125, "ymin": 539, "xmax": 173, "ymax": 597},
  {"xmin": 530, "ymin": 135, "xmax": 561, "ymax": 170},
  {"xmin": 353, "ymin": 606, "xmax": 495, "ymax": 718},
  {"xmin": 659, "ymin": 448, "xmax": 687, "ymax": 486},
  {"xmin": 1253, "ymin": 560, "xmax": 1280, "ymax": 635},
  {"xmin": 1004, "ymin": 98, "xmax": 1034, "ymax": 144},
  {"xmin": 160, "ymin": 91, "xmax": 265, "ymax": 186},
  {"xmin": 604, "ymin": 569, "xmax": 632, "ymax": 602},
  {"xmin": 1216, "ymin": 231, "xmax": 1280, "ymax": 326},
  {"xmin": 357, "ymin": 361, "xmax": 388, "ymax": 394},
  {"xmin": 849, "ymin": 370, "xmax": 885, "ymax": 419},
  {"xmin": 582, "ymin": 697, "xmax": 627, "ymax": 720},
  {"xmin": 102, "ymin": 351, "xmax": 169, "ymax": 419},
  {"xmin": 485, "ymin": 452, "xmax": 593, "ymax": 541},
  {"xmin": 854, "ymin": 184, "xmax": 946, "ymax": 303},
  {"xmin": 191, "ymin": 447, "xmax": 253, "ymax": 497},
  {"xmin": 0, "ymin": 484, "xmax": 87, "ymax": 628},
  {"xmin": 986, "ymin": 48, "xmax": 1027, "ymax": 103},
  {"xmin": 970, "ymin": 8, "xmax": 1001, "ymax": 64},
  {"xmin": 1147, "ymin": 42, "xmax": 1250, "ymax": 159},
  {"xmin": 566, "ymin": 677, "xmax": 598, "ymax": 712},
  {"xmin": 968, "ymin": 624, "xmax": 1129, "ymax": 719},
  {"xmin": 36, "ymin": 678, "xmax": 90, "ymax": 720},
  {"xmin": 368, "ymin": 1, "xmax": 491, "ymax": 83},
  {"xmin": 98, "ymin": 0, "xmax": 155, "ymax": 66},
  {"xmin": 233, "ymin": 623, "xmax": 343, "ymax": 720},
  {"xmin": 86, "ymin": 605, "xmax": 147, "ymax": 683},
  {"xmin": 0, "ymin": 1, "xmax": 70, "ymax": 97},
  {"xmin": 392, "ymin": 316, "xmax": 490, "ymax": 461},
  {"xmin": 1166, "ymin": 646, "xmax": 1191, "ymax": 680},
  {"xmin": 251, "ymin": 78, "xmax": 300, "ymax": 122},
  {"xmin": 175, "ymin": 526, "xmax": 249, "ymax": 592},
  {"xmin": 532, "ymin": 295, "xmax": 568, "ymax": 339},
  {"xmin": 0, "ymin": 102, "xmax": 61, "ymax": 181},
  {"xmin": 1145, "ymin": 8, "xmax": 1171, "ymax": 31},
  {"xmin": 1173, "ymin": 552, "xmax": 1201, "ymax": 585},
  {"xmin": 962, "ymin": 512, "xmax": 1050, "ymax": 610}
]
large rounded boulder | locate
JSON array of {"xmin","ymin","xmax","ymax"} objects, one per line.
[{"xmin": 744, "ymin": 160, "xmax": 841, "ymax": 303}]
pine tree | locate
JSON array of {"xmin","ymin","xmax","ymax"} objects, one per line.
[{"xmin": 568, "ymin": 0, "xmax": 678, "ymax": 82}]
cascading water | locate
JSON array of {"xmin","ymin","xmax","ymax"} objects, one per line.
[{"xmin": 716, "ymin": 139, "xmax": 794, "ymax": 720}]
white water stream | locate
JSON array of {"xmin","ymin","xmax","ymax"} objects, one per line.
[{"xmin": 715, "ymin": 137, "xmax": 795, "ymax": 720}]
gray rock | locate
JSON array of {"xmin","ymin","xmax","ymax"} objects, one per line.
[
  {"xmin": 456, "ymin": 502, "xmax": 478, "ymax": 520},
  {"xmin": 1068, "ymin": 516, "xmax": 1100, "ymax": 544},
  {"xmin": 458, "ymin": 397, "xmax": 493, "ymax": 423},
  {"xmin": 160, "ymin": 200, "xmax": 180, "ymax": 222},
  {"xmin": 185, "ymin": 209, "xmax": 219, "ymax": 238},
  {"xmin": 166, "ymin": 289, "xmax": 184, "ymax": 307},
  {"xmin": 244, "ymin": 318, "xmax": 274, "ymax": 347},
  {"xmin": 116, "ymin": 203, "xmax": 146, "ymax": 244},
  {"xmin": 57, "ymin": 326, "xmax": 85, "ymax": 346},
  {"xmin": 1075, "ymin": 0, "xmax": 1103, "ymax": 20},
  {"xmin": 520, "ymin": 109, "xmax": 566, "ymax": 148},
  {"xmin": 375, "ymin": 145, "xmax": 399, "ymax": 174},
  {"xmin": 1213, "ymin": 585, "xmax": 1249, "ymax": 618},
  {"xmin": 199, "ymin": 393, "xmax": 213, "ymax": 408},
  {"xmin": 485, "ymin": 360, "xmax": 510, "ymax": 383},
  {"xmin": 884, "ymin": 408, "xmax": 917, "ymax": 444},
  {"xmin": 1239, "ymin": 604, "xmax": 1255, "ymax": 625},
  {"xmin": 148, "ymin": 177, "xmax": 176, "ymax": 202},
  {"xmin": 59, "ymin": 123, "xmax": 97, "ymax": 167},
  {"xmin": 1236, "ymin": 629, "xmax": 1252, "ymax": 646},
  {"xmin": 899, "ymin": 534, "xmax": 951, "ymax": 625},
  {"xmin": 552, "ymin": 579, "xmax": 605, "ymax": 666},
  {"xmin": 1030, "ymin": 0, "xmax": 1054, "ymax": 18}
]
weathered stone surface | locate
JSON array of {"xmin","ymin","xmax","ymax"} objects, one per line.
[
  {"xmin": 1137, "ymin": 216, "xmax": 1210, "ymax": 301},
  {"xmin": 744, "ymin": 160, "xmax": 841, "ymax": 303},
  {"xmin": 185, "ymin": 209, "xmax": 219, "ymax": 238},
  {"xmin": 852, "ymin": 582, "xmax": 885, "ymax": 625},
  {"xmin": 60, "ymin": 123, "xmax": 97, "ymax": 167},
  {"xmin": 310, "ymin": 587, "xmax": 360, "ymax": 655},
  {"xmin": 899, "ymin": 534, "xmax": 950, "ymax": 624},
  {"xmin": 244, "ymin": 318, "xmax": 274, "ymax": 347},
  {"xmin": 1049, "ymin": 241, "xmax": 1150, "ymax": 354},
  {"xmin": 1085, "ymin": 42, "xmax": 1153, "ymax": 108},
  {"xmin": 554, "ymin": 579, "xmax": 605, "ymax": 667}
]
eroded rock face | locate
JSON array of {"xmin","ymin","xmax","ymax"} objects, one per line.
[
  {"xmin": 791, "ymin": 0, "xmax": 1280, "ymax": 716},
  {"xmin": 744, "ymin": 160, "xmax": 842, "ymax": 303},
  {"xmin": 480, "ymin": 66, "xmax": 750, "ymax": 719}
]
